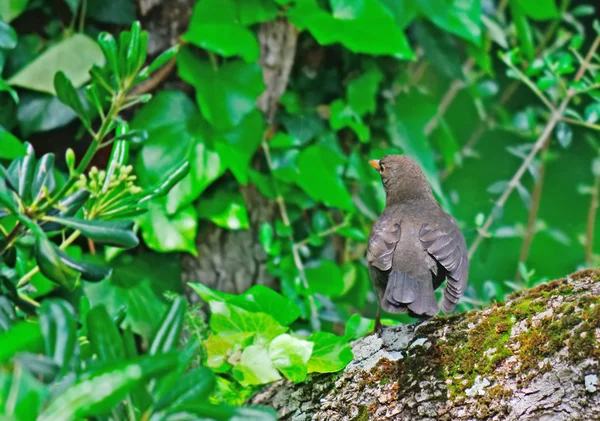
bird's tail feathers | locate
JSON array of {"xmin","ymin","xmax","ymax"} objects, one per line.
[{"xmin": 382, "ymin": 271, "xmax": 438, "ymax": 317}]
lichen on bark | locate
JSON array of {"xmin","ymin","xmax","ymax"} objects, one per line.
[{"xmin": 251, "ymin": 269, "xmax": 600, "ymax": 420}]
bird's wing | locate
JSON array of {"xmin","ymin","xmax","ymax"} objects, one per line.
[
  {"xmin": 366, "ymin": 220, "xmax": 401, "ymax": 271},
  {"xmin": 418, "ymin": 221, "xmax": 468, "ymax": 314}
]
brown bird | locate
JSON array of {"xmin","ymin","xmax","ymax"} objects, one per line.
[{"xmin": 366, "ymin": 155, "xmax": 468, "ymax": 328}]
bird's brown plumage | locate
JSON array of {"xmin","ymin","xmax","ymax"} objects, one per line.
[{"xmin": 366, "ymin": 155, "xmax": 469, "ymax": 320}]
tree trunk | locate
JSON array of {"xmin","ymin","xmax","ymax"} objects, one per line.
[{"xmin": 251, "ymin": 268, "xmax": 600, "ymax": 421}]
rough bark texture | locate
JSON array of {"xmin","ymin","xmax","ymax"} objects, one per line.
[{"xmin": 252, "ymin": 268, "xmax": 600, "ymax": 420}]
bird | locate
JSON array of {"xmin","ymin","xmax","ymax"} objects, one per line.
[{"xmin": 366, "ymin": 155, "xmax": 469, "ymax": 329}]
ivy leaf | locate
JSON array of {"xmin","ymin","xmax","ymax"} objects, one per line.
[
  {"xmin": 132, "ymin": 91, "xmax": 225, "ymax": 214},
  {"xmin": 204, "ymin": 332, "xmax": 253, "ymax": 372},
  {"xmin": 329, "ymin": 99, "xmax": 370, "ymax": 142},
  {"xmin": 307, "ymin": 332, "xmax": 353, "ymax": 373},
  {"xmin": 183, "ymin": 0, "xmax": 260, "ymax": 62},
  {"xmin": 177, "ymin": 47, "xmax": 265, "ymax": 131},
  {"xmin": 418, "ymin": 0, "xmax": 482, "ymax": 45},
  {"xmin": 288, "ymin": 0, "xmax": 414, "ymax": 59},
  {"xmin": 232, "ymin": 345, "xmax": 282, "ymax": 386},
  {"xmin": 305, "ymin": 260, "xmax": 345, "ymax": 297},
  {"xmin": 208, "ymin": 301, "xmax": 287, "ymax": 343},
  {"xmin": 197, "ymin": 189, "xmax": 250, "ymax": 230},
  {"xmin": 347, "ymin": 65, "xmax": 383, "ymax": 116},
  {"xmin": 295, "ymin": 145, "xmax": 353, "ymax": 211},
  {"xmin": 17, "ymin": 92, "xmax": 77, "ymax": 136},
  {"xmin": 520, "ymin": 0, "xmax": 559, "ymax": 20},
  {"xmin": 0, "ymin": 127, "xmax": 25, "ymax": 159},
  {"xmin": 8, "ymin": 34, "xmax": 105, "ymax": 95},
  {"xmin": 414, "ymin": 21, "xmax": 464, "ymax": 80},
  {"xmin": 344, "ymin": 314, "xmax": 375, "ymax": 340},
  {"xmin": 0, "ymin": 0, "xmax": 29, "ymax": 23},
  {"xmin": 138, "ymin": 200, "xmax": 198, "ymax": 255},
  {"xmin": 268, "ymin": 334, "xmax": 313, "ymax": 383}
]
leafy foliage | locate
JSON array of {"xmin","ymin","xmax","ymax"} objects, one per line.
[{"xmin": 1, "ymin": 0, "xmax": 600, "ymax": 416}]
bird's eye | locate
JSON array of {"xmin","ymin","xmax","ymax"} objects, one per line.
[{"xmin": 380, "ymin": 163, "xmax": 386, "ymax": 173}]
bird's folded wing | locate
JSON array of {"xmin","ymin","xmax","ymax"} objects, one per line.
[
  {"xmin": 418, "ymin": 223, "xmax": 468, "ymax": 310},
  {"xmin": 366, "ymin": 222, "xmax": 401, "ymax": 271}
]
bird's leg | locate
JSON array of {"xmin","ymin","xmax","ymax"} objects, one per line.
[{"xmin": 374, "ymin": 306, "xmax": 382, "ymax": 333}]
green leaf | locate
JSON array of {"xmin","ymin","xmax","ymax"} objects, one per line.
[
  {"xmin": 39, "ymin": 300, "xmax": 77, "ymax": 373},
  {"xmin": 37, "ymin": 354, "xmax": 178, "ymax": 421},
  {"xmin": 379, "ymin": 0, "xmax": 418, "ymax": 29},
  {"xmin": 83, "ymin": 253, "xmax": 181, "ymax": 340},
  {"xmin": 149, "ymin": 296, "xmax": 187, "ymax": 355},
  {"xmin": 232, "ymin": 344, "xmax": 282, "ymax": 386},
  {"xmin": 197, "ymin": 189, "xmax": 250, "ymax": 230},
  {"xmin": 509, "ymin": 0, "xmax": 534, "ymax": 60},
  {"xmin": 204, "ymin": 332, "xmax": 254, "ymax": 372},
  {"xmin": 8, "ymin": 34, "xmax": 105, "ymax": 95},
  {"xmin": 418, "ymin": 0, "xmax": 481, "ymax": 45},
  {"xmin": 86, "ymin": 305, "xmax": 126, "ymax": 361},
  {"xmin": 208, "ymin": 301, "xmax": 287, "ymax": 343},
  {"xmin": 414, "ymin": 21, "xmax": 464, "ymax": 80},
  {"xmin": 329, "ymin": 99, "xmax": 370, "ymax": 142},
  {"xmin": 347, "ymin": 65, "xmax": 383, "ymax": 115},
  {"xmin": 0, "ymin": 322, "xmax": 44, "ymax": 362},
  {"xmin": 177, "ymin": 47, "xmax": 265, "ymax": 131},
  {"xmin": 385, "ymin": 93, "xmax": 446, "ymax": 206},
  {"xmin": 238, "ymin": 0, "xmax": 279, "ymax": 24},
  {"xmin": 18, "ymin": 142, "xmax": 35, "ymax": 203},
  {"xmin": 132, "ymin": 91, "xmax": 225, "ymax": 213},
  {"xmin": 0, "ymin": 0, "xmax": 29, "ymax": 22},
  {"xmin": 555, "ymin": 121, "xmax": 572, "ymax": 148},
  {"xmin": 97, "ymin": 32, "xmax": 119, "ymax": 83},
  {"xmin": 295, "ymin": 144, "xmax": 353, "ymax": 211},
  {"xmin": 138, "ymin": 200, "xmax": 198, "ymax": 255},
  {"xmin": 189, "ymin": 283, "xmax": 301, "ymax": 327},
  {"xmin": 268, "ymin": 333, "xmax": 313, "ymax": 382},
  {"xmin": 0, "ymin": 127, "xmax": 25, "ymax": 159},
  {"xmin": 183, "ymin": 0, "xmax": 260, "ymax": 62},
  {"xmin": 307, "ymin": 332, "xmax": 353, "ymax": 373},
  {"xmin": 288, "ymin": 0, "xmax": 414, "ymax": 59},
  {"xmin": 46, "ymin": 216, "xmax": 139, "ymax": 249},
  {"xmin": 153, "ymin": 367, "xmax": 215, "ymax": 412},
  {"xmin": 147, "ymin": 44, "xmax": 180, "ymax": 74},
  {"xmin": 305, "ymin": 259, "xmax": 346, "ymax": 297},
  {"xmin": 520, "ymin": 0, "xmax": 558, "ymax": 20},
  {"xmin": 0, "ymin": 20, "xmax": 17, "ymax": 49},
  {"xmin": 166, "ymin": 403, "xmax": 277, "ymax": 420},
  {"xmin": 344, "ymin": 314, "xmax": 375, "ymax": 340},
  {"xmin": 17, "ymin": 92, "xmax": 77, "ymax": 136},
  {"xmin": 35, "ymin": 235, "xmax": 81, "ymax": 290},
  {"xmin": 31, "ymin": 153, "xmax": 56, "ymax": 202},
  {"xmin": 259, "ymin": 222, "xmax": 274, "ymax": 254}
]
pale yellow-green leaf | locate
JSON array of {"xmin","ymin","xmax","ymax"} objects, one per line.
[{"xmin": 8, "ymin": 34, "xmax": 105, "ymax": 95}]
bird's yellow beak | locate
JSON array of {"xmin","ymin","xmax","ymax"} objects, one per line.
[{"xmin": 369, "ymin": 159, "xmax": 380, "ymax": 171}]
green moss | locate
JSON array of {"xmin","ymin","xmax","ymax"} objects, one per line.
[{"xmin": 351, "ymin": 405, "xmax": 370, "ymax": 421}]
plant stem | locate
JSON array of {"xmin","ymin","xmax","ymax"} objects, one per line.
[
  {"xmin": 501, "ymin": 56, "xmax": 556, "ymax": 112},
  {"xmin": 561, "ymin": 117, "xmax": 600, "ymax": 131},
  {"xmin": 17, "ymin": 230, "xmax": 81, "ymax": 288},
  {"xmin": 469, "ymin": 35, "xmax": 600, "ymax": 259},
  {"xmin": 515, "ymin": 141, "xmax": 550, "ymax": 280},
  {"xmin": 0, "ymin": 223, "xmax": 22, "ymax": 255},
  {"xmin": 294, "ymin": 220, "xmax": 350, "ymax": 248},
  {"xmin": 261, "ymin": 141, "xmax": 321, "ymax": 331},
  {"xmin": 586, "ymin": 173, "xmax": 600, "ymax": 266}
]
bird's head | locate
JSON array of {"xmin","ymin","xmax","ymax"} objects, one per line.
[{"xmin": 369, "ymin": 155, "xmax": 434, "ymax": 204}]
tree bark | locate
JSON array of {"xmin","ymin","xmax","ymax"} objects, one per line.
[{"xmin": 252, "ymin": 268, "xmax": 600, "ymax": 421}]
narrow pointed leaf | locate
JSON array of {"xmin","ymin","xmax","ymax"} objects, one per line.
[
  {"xmin": 39, "ymin": 299, "xmax": 77, "ymax": 373},
  {"xmin": 54, "ymin": 71, "xmax": 90, "ymax": 128},
  {"xmin": 86, "ymin": 305, "xmax": 126, "ymax": 361},
  {"xmin": 59, "ymin": 251, "xmax": 112, "ymax": 282},
  {"xmin": 147, "ymin": 44, "xmax": 180, "ymax": 74},
  {"xmin": 32, "ymin": 153, "xmax": 56, "ymax": 202},
  {"xmin": 46, "ymin": 216, "xmax": 139, "ymax": 249},
  {"xmin": 150, "ymin": 296, "xmax": 187, "ymax": 355},
  {"xmin": 138, "ymin": 161, "xmax": 190, "ymax": 203},
  {"xmin": 35, "ymin": 235, "xmax": 81, "ymax": 289},
  {"xmin": 126, "ymin": 21, "xmax": 142, "ymax": 76},
  {"xmin": 153, "ymin": 367, "xmax": 215, "ymax": 412},
  {"xmin": 97, "ymin": 32, "xmax": 120, "ymax": 82},
  {"xmin": 18, "ymin": 143, "xmax": 35, "ymax": 203}
]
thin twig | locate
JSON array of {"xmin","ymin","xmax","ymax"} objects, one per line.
[
  {"xmin": 469, "ymin": 35, "xmax": 600, "ymax": 259},
  {"xmin": 515, "ymin": 141, "xmax": 550, "ymax": 280},
  {"xmin": 261, "ymin": 141, "xmax": 321, "ymax": 331},
  {"xmin": 294, "ymin": 220, "xmax": 350, "ymax": 249},
  {"xmin": 585, "ymin": 173, "xmax": 600, "ymax": 266},
  {"xmin": 561, "ymin": 116, "xmax": 600, "ymax": 131}
]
